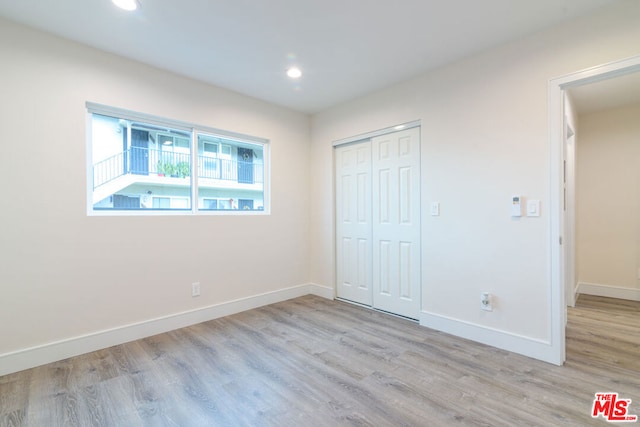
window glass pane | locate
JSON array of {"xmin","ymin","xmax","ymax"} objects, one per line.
[
  {"xmin": 203, "ymin": 142, "xmax": 218, "ymax": 154},
  {"xmin": 197, "ymin": 134, "xmax": 265, "ymax": 211},
  {"xmin": 202, "ymin": 198, "xmax": 218, "ymax": 210},
  {"xmin": 175, "ymin": 138, "xmax": 190, "ymax": 149},
  {"xmin": 153, "ymin": 197, "xmax": 170, "ymax": 209},
  {"xmin": 90, "ymin": 113, "xmax": 192, "ymax": 211},
  {"xmin": 88, "ymin": 105, "xmax": 268, "ymax": 215}
]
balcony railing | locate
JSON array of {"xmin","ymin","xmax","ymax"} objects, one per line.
[{"xmin": 93, "ymin": 147, "xmax": 263, "ymax": 189}]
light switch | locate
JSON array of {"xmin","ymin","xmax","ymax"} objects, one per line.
[
  {"xmin": 527, "ymin": 200, "xmax": 540, "ymax": 217},
  {"xmin": 430, "ymin": 202, "xmax": 440, "ymax": 216}
]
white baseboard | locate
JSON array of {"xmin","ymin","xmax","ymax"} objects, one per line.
[
  {"xmin": 577, "ymin": 282, "xmax": 640, "ymax": 301},
  {"xmin": 572, "ymin": 283, "xmax": 580, "ymax": 307},
  {"xmin": 308, "ymin": 283, "xmax": 335, "ymax": 299},
  {"xmin": 0, "ymin": 283, "xmax": 334, "ymax": 377},
  {"xmin": 420, "ymin": 311, "xmax": 561, "ymax": 365}
]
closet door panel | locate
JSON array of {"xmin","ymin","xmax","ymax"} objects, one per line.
[
  {"xmin": 371, "ymin": 127, "xmax": 421, "ymax": 319},
  {"xmin": 335, "ymin": 142, "xmax": 373, "ymax": 305}
]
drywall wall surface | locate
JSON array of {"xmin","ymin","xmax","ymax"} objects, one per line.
[
  {"xmin": 310, "ymin": 0, "xmax": 640, "ymax": 345},
  {"xmin": 577, "ymin": 103, "xmax": 640, "ymax": 289},
  {"xmin": 0, "ymin": 18, "xmax": 311, "ymax": 355}
]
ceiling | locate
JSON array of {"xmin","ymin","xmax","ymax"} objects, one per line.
[{"xmin": 0, "ymin": 0, "xmax": 625, "ymax": 114}]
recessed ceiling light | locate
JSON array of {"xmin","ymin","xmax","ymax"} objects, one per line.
[
  {"xmin": 112, "ymin": 0, "xmax": 139, "ymax": 11},
  {"xmin": 286, "ymin": 67, "xmax": 302, "ymax": 79}
]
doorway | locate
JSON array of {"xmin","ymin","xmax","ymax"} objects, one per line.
[
  {"xmin": 130, "ymin": 129, "xmax": 149, "ymax": 175},
  {"xmin": 334, "ymin": 125, "xmax": 421, "ymax": 320},
  {"xmin": 237, "ymin": 147, "xmax": 254, "ymax": 184},
  {"xmin": 548, "ymin": 54, "xmax": 640, "ymax": 365}
]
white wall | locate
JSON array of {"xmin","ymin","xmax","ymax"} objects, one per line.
[
  {"xmin": 3, "ymin": 1, "xmax": 640, "ymax": 373},
  {"xmin": 576, "ymin": 103, "xmax": 640, "ymax": 297},
  {"xmin": 0, "ymin": 17, "xmax": 311, "ymax": 371},
  {"xmin": 309, "ymin": 0, "xmax": 640, "ymax": 360}
]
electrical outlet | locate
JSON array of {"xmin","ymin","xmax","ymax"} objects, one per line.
[
  {"xmin": 430, "ymin": 202, "xmax": 440, "ymax": 216},
  {"xmin": 481, "ymin": 292, "xmax": 492, "ymax": 311},
  {"xmin": 192, "ymin": 282, "xmax": 201, "ymax": 297}
]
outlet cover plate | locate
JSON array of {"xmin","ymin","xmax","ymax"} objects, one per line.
[{"xmin": 192, "ymin": 282, "xmax": 201, "ymax": 297}]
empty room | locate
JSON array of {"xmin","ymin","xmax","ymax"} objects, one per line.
[{"xmin": 1, "ymin": 0, "xmax": 639, "ymax": 425}]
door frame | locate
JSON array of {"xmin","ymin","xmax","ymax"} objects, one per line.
[
  {"xmin": 332, "ymin": 120, "xmax": 421, "ymax": 148},
  {"xmin": 563, "ymin": 121, "xmax": 576, "ymax": 309},
  {"xmin": 548, "ymin": 54, "xmax": 640, "ymax": 365}
]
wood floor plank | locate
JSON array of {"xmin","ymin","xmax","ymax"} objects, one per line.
[{"xmin": 1, "ymin": 294, "xmax": 638, "ymax": 426}]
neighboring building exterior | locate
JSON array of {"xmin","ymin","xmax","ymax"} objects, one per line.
[{"xmin": 91, "ymin": 113, "xmax": 265, "ymax": 211}]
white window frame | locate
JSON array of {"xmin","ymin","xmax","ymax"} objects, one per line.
[{"xmin": 86, "ymin": 102, "xmax": 270, "ymax": 216}]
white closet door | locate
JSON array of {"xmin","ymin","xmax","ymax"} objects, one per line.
[
  {"xmin": 371, "ymin": 127, "xmax": 421, "ymax": 319},
  {"xmin": 335, "ymin": 141, "xmax": 373, "ymax": 306}
]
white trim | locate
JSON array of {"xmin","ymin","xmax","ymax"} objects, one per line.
[
  {"xmin": 191, "ymin": 131, "xmax": 199, "ymax": 214},
  {"xmin": 551, "ymin": 56, "xmax": 640, "ymax": 90},
  {"xmin": 0, "ymin": 283, "xmax": 333, "ymax": 377},
  {"xmin": 572, "ymin": 282, "xmax": 580, "ymax": 308},
  {"xmin": 308, "ymin": 283, "xmax": 335, "ymax": 300},
  {"xmin": 548, "ymin": 53, "xmax": 640, "ymax": 366},
  {"xmin": 577, "ymin": 282, "xmax": 640, "ymax": 302},
  {"xmin": 420, "ymin": 311, "xmax": 560, "ymax": 365},
  {"xmin": 332, "ymin": 120, "xmax": 421, "ymax": 147},
  {"xmin": 86, "ymin": 111, "xmax": 94, "ymax": 215}
]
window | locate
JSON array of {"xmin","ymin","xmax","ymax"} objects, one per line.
[
  {"xmin": 152, "ymin": 197, "xmax": 170, "ymax": 209},
  {"xmin": 202, "ymin": 198, "xmax": 218, "ymax": 210},
  {"xmin": 87, "ymin": 103, "xmax": 268, "ymax": 215}
]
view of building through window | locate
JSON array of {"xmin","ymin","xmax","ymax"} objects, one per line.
[{"xmin": 89, "ymin": 107, "xmax": 267, "ymax": 214}]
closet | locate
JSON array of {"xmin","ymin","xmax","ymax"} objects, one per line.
[{"xmin": 335, "ymin": 126, "xmax": 421, "ymax": 319}]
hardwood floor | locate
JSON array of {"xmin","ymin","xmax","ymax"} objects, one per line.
[{"xmin": 1, "ymin": 294, "xmax": 638, "ymax": 426}]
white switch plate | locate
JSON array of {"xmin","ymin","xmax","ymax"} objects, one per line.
[
  {"xmin": 192, "ymin": 282, "xmax": 201, "ymax": 297},
  {"xmin": 527, "ymin": 200, "xmax": 540, "ymax": 217},
  {"xmin": 430, "ymin": 202, "xmax": 440, "ymax": 216}
]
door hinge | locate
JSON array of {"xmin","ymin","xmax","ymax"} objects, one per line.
[{"xmin": 559, "ymin": 236, "xmax": 563, "ymax": 245}]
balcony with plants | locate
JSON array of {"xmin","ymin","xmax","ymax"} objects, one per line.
[{"xmin": 91, "ymin": 147, "xmax": 264, "ymax": 203}]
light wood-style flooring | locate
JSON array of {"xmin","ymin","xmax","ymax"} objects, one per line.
[{"xmin": 1, "ymin": 294, "xmax": 639, "ymax": 426}]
